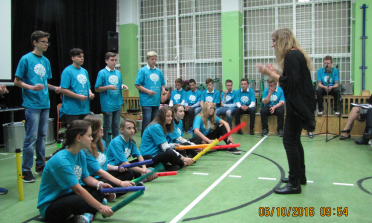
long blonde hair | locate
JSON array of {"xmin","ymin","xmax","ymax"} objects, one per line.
[
  {"xmin": 199, "ymin": 102, "xmax": 216, "ymax": 131},
  {"xmin": 272, "ymin": 28, "xmax": 313, "ymax": 71}
]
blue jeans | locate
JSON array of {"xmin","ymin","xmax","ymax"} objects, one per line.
[
  {"xmin": 102, "ymin": 109, "xmax": 121, "ymax": 145},
  {"xmin": 141, "ymin": 106, "xmax": 159, "ymax": 136},
  {"xmin": 195, "ymin": 107, "xmax": 202, "ymax": 116},
  {"xmin": 22, "ymin": 108, "xmax": 49, "ymax": 172},
  {"xmin": 216, "ymin": 107, "xmax": 235, "ymax": 129}
]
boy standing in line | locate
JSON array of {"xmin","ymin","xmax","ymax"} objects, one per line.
[
  {"xmin": 14, "ymin": 30, "xmax": 61, "ymax": 182},
  {"xmin": 135, "ymin": 51, "xmax": 166, "ymax": 136},
  {"xmin": 95, "ymin": 52, "xmax": 128, "ymax": 145},
  {"xmin": 60, "ymin": 48, "xmax": 95, "ymax": 125}
]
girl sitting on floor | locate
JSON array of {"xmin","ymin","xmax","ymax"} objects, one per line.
[
  {"xmin": 190, "ymin": 102, "xmax": 241, "ymax": 155},
  {"xmin": 140, "ymin": 107, "xmax": 195, "ymax": 171},
  {"xmin": 82, "ymin": 115, "xmax": 135, "ymax": 200},
  {"xmin": 167, "ymin": 104, "xmax": 197, "ymax": 157},
  {"xmin": 106, "ymin": 118, "xmax": 157, "ymax": 182},
  {"xmin": 38, "ymin": 120, "xmax": 113, "ymax": 222}
]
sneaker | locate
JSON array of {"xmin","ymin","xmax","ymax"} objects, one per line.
[
  {"xmin": 278, "ymin": 129, "xmax": 283, "ymax": 137},
  {"xmin": 0, "ymin": 187, "xmax": 8, "ymax": 195},
  {"xmin": 308, "ymin": 132, "xmax": 314, "ymax": 138},
  {"xmin": 334, "ymin": 111, "xmax": 340, "ymax": 116},
  {"xmin": 35, "ymin": 166, "xmax": 44, "ymax": 175},
  {"xmin": 250, "ymin": 128, "xmax": 254, "ymax": 135},
  {"xmin": 227, "ymin": 148, "xmax": 241, "ymax": 155},
  {"xmin": 237, "ymin": 130, "xmax": 243, "ymax": 135},
  {"xmin": 22, "ymin": 171, "xmax": 35, "ymax": 183},
  {"xmin": 317, "ymin": 110, "xmax": 323, "ymax": 116},
  {"xmin": 75, "ymin": 213, "xmax": 94, "ymax": 223},
  {"xmin": 261, "ymin": 129, "xmax": 268, "ymax": 137},
  {"xmin": 187, "ymin": 129, "xmax": 193, "ymax": 134}
]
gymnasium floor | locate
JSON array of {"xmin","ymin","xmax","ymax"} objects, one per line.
[{"xmin": 0, "ymin": 132, "xmax": 371, "ymax": 223}]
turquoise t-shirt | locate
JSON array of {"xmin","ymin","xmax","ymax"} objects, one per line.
[
  {"xmin": 201, "ymin": 89, "xmax": 220, "ymax": 108},
  {"xmin": 37, "ymin": 149, "xmax": 89, "ymax": 219},
  {"xmin": 135, "ymin": 65, "xmax": 165, "ymax": 106},
  {"xmin": 185, "ymin": 89, "xmax": 201, "ymax": 106},
  {"xmin": 262, "ymin": 86, "xmax": 285, "ymax": 107},
  {"xmin": 170, "ymin": 89, "xmax": 186, "ymax": 105},
  {"xmin": 140, "ymin": 123, "xmax": 167, "ymax": 157},
  {"xmin": 95, "ymin": 68, "xmax": 123, "ymax": 112},
  {"xmin": 221, "ymin": 90, "xmax": 236, "ymax": 107},
  {"xmin": 60, "ymin": 65, "xmax": 91, "ymax": 115},
  {"xmin": 192, "ymin": 115, "xmax": 221, "ymax": 137},
  {"xmin": 15, "ymin": 52, "xmax": 52, "ymax": 109},
  {"xmin": 317, "ymin": 67, "xmax": 339, "ymax": 87},
  {"xmin": 107, "ymin": 135, "xmax": 141, "ymax": 166},
  {"xmin": 234, "ymin": 88, "xmax": 256, "ymax": 106},
  {"xmin": 167, "ymin": 120, "xmax": 183, "ymax": 143},
  {"xmin": 83, "ymin": 140, "xmax": 108, "ymax": 179}
]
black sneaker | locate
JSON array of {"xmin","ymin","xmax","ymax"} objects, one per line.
[
  {"xmin": 227, "ymin": 148, "xmax": 241, "ymax": 155},
  {"xmin": 22, "ymin": 171, "xmax": 35, "ymax": 183},
  {"xmin": 237, "ymin": 130, "xmax": 243, "ymax": 135},
  {"xmin": 35, "ymin": 166, "xmax": 44, "ymax": 175},
  {"xmin": 308, "ymin": 132, "xmax": 314, "ymax": 138},
  {"xmin": 250, "ymin": 128, "xmax": 254, "ymax": 135},
  {"xmin": 261, "ymin": 129, "xmax": 268, "ymax": 136},
  {"xmin": 278, "ymin": 129, "xmax": 283, "ymax": 137}
]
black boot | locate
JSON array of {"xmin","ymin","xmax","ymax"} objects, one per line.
[
  {"xmin": 274, "ymin": 180, "xmax": 301, "ymax": 194},
  {"xmin": 364, "ymin": 128, "xmax": 372, "ymax": 140}
]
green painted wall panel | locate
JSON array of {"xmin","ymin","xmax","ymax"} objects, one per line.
[
  {"xmin": 119, "ymin": 23, "xmax": 139, "ymax": 97},
  {"xmin": 222, "ymin": 11, "xmax": 243, "ymax": 91},
  {"xmin": 352, "ymin": 1, "xmax": 372, "ymax": 95}
]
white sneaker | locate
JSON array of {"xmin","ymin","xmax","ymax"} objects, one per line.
[
  {"xmin": 317, "ymin": 110, "xmax": 323, "ymax": 115},
  {"xmin": 75, "ymin": 213, "xmax": 93, "ymax": 223},
  {"xmin": 334, "ymin": 111, "xmax": 340, "ymax": 116}
]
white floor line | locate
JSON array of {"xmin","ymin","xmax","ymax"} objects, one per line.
[
  {"xmin": 333, "ymin": 183, "xmax": 354, "ymax": 186},
  {"xmin": 193, "ymin": 173, "xmax": 209, "ymax": 176},
  {"xmin": 0, "ymin": 155, "xmax": 15, "ymax": 161},
  {"xmin": 0, "ymin": 153, "xmax": 8, "ymax": 155},
  {"xmin": 258, "ymin": 177, "xmax": 276, "ymax": 181},
  {"xmin": 307, "ymin": 181, "xmax": 314, "ymax": 183},
  {"xmin": 229, "ymin": 175, "xmax": 241, "ymax": 178},
  {"xmin": 170, "ymin": 136, "xmax": 267, "ymax": 223}
]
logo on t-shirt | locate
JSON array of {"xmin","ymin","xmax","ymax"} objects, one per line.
[
  {"xmin": 324, "ymin": 76, "xmax": 332, "ymax": 84},
  {"xmin": 34, "ymin": 64, "xmax": 46, "ymax": 80},
  {"xmin": 174, "ymin": 94, "xmax": 181, "ymax": 101},
  {"xmin": 177, "ymin": 127, "xmax": 181, "ymax": 135},
  {"xmin": 74, "ymin": 165, "xmax": 82, "ymax": 180},
  {"xmin": 124, "ymin": 148, "xmax": 131, "ymax": 158},
  {"xmin": 109, "ymin": 75, "xmax": 119, "ymax": 85},
  {"xmin": 189, "ymin": 95, "xmax": 196, "ymax": 102},
  {"xmin": 77, "ymin": 74, "xmax": 87, "ymax": 88},
  {"xmin": 226, "ymin": 95, "xmax": 231, "ymax": 102},
  {"xmin": 241, "ymin": 96, "xmax": 248, "ymax": 104},
  {"xmin": 150, "ymin": 73, "xmax": 159, "ymax": 85},
  {"xmin": 97, "ymin": 152, "xmax": 106, "ymax": 168},
  {"xmin": 206, "ymin": 96, "xmax": 213, "ymax": 102},
  {"xmin": 270, "ymin": 95, "xmax": 278, "ymax": 103}
]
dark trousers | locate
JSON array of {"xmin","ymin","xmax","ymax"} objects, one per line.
[
  {"xmin": 185, "ymin": 107, "xmax": 197, "ymax": 129},
  {"xmin": 316, "ymin": 88, "xmax": 339, "ymax": 112},
  {"xmin": 141, "ymin": 106, "xmax": 159, "ymax": 136},
  {"xmin": 146, "ymin": 150, "xmax": 185, "ymax": 169},
  {"xmin": 234, "ymin": 107, "xmax": 256, "ymax": 128},
  {"xmin": 63, "ymin": 114, "xmax": 88, "ymax": 126},
  {"xmin": 282, "ymin": 106, "xmax": 306, "ymax": 182},
  {"xmin": 361, "ymin": 108, "xmax": 372, "ymax": 141},
  {"xmin": 260, "ymin": 106, "xmax": 284, "ymax": 131},
  {"xmin": 189, "ymin": 124, "xmax": 231, "ymax": 145},
  {"xmin": 44, "ymin": 186, "xmax": 104, "ymax": 222},
  {"xmin": 107, "ymin": 169, "xmax": 140, "ymax": 183}
]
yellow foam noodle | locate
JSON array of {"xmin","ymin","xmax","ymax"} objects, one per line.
[
  {"xmin": 193, "ymin": 139, "xmax": 219, "ymax": 161},
  {"xmin": 16, "ymin": 150, "xmax": 24, "ymax": 201}
]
